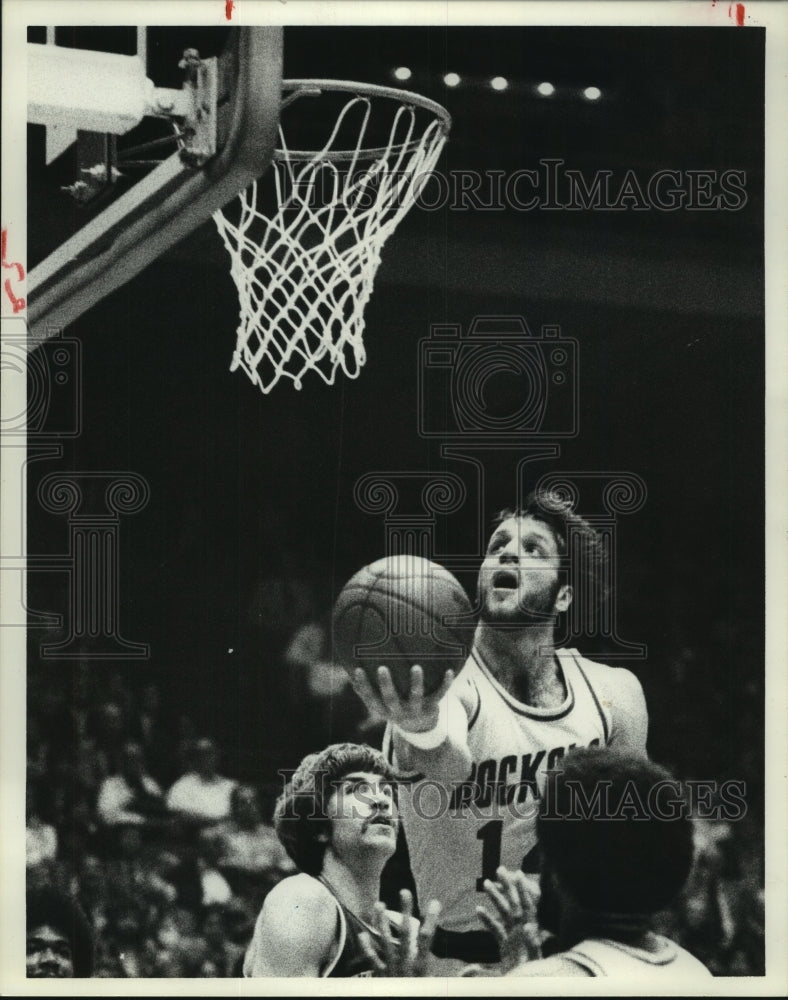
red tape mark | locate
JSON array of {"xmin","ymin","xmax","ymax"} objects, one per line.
[
  {"xmin": 225, "ymin": 0, "xmax": 234, "ymax": 20},
  {"xmin": 1, "ymin": 228, "xmax": 26, "ymax": 313},
  {"xmin": 728, "ymin": 2, "xmax": 746, "ymax": 25}
]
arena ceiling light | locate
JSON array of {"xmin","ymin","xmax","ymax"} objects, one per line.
[
  {"xmin": 536, "ymin": 81, "xmax": 555, "ymax": 96},
  {"xmin": 582, "ymin": 86, "xmax": 602, "ymax": 101},
  {"xmin": 443, "ymin": 72, "xmax": 461, "ymax": 87},
  {"xmin": 393, "ymin": 66, "xmax": 412, "ymax": 82},
  {"xmin": 490, "ymin": 76, "xmax": 509, "ymax": 91}
]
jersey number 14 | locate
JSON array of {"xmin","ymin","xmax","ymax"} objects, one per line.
[{"xmin": 476, "ymin": 819, "xmax": 540, "ymax": 890}]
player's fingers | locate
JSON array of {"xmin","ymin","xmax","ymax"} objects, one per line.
[
  {"xmin": 521, "ymin": 921, "xmax": 544, "ymax": 960},
  {"xmin": 416, "ymin": 898, "xmax": 442, "ymax": 968},
  {"xmin": 420, "ymin": 897, "xmax": 442, "ymax": 934},
  {"xmin": 376, "ymin": 666, "xmax": 406, "ymax": 715},
  {"xmin": 497, "ymin": 866, "xmax": 524, "ymax": 921},
  {"xmin": 399, "ymin": 889, "xmax": 417, "ymax": 963},
  {"xmin": 358, "ymin": 930, "xmax": 387, "ymax": 974},
  {"xmin": 482, "ymin": 877, "xmax": 513, "ymax": 923},
  {"xmin": 350, "ymin": 668, "xmax": 388, "ymax": 716},
  {"xmin": 512, "ymin": 871, "xmax": 538, "ymax": 921},
  {"xmin": 374, "ymin": 900, "xmax": 398, "ymax": 971},
  {"xmin": 409, "ymin": 664, "xmax": 425, "ymax": 703},
  {"xmin": 431, "ymin": 668, "xmax": 455, "ymax": 703},
  {"xmin": 476, "ymin": 904, "xmax": 507, "ymax": 945}
]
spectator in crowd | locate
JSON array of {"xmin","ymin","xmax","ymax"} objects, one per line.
[
  {"xmin": 35, "ymin": 683, "xmax": 73, "ymax": 761},
  {"xmin": 74, "ymin": 853, "xmax": 110, "ymax": 937},
  {"xmin": 103, "ymin": 895, "xmax": 153, "ymax": 978},
  {"xmin": 26, "ymin": 715, "xmax": 49, "ymax": 785},
  {"xmin": 96, "ymin": 739, "xmax": 168, "ymax": 831},
  {"xmin": 171, "ymin": 714, "xmax": 199, "ymax": 782},
  {"xmin": 200, "ymin": 905, "xmax": 248, "ymax": 977},
  {"xmin": 27, "ymin": 885, "xmax": 95, "ymax": 978},
  {"xmin": 102, "ymin": 669, "xmax": 136, "ymax": 718},
  {"xmin": 150, "ymin": 904, "xmax": 210, "ymax": 976},
  {"xmin": 42, "ymin": 750, "xmax": 99, "ymax": 860},
  {"xmin": 166, "ymin": 737, "xmax": 237, "ymax": 830},
  {"xmin": 130, "ymin": 682, "xmax": 171, "ymax": 784},
  {"xmin": 671, "ymin": 816, "xmax": 764, "ymax": 975},
  {"xmin": 26, "ymin": 782, "xmax": 57, "ymax": 872},
  {"xmin": 194, "ymin": 839, "xmax": 235, "ymax": 908},
  {"xmin": 89, "ymin": 700, "xmax": 129, "ymax": 775},
  {"xmin": 283, "ymin": 601, "xmax": 372, "ymax": 751},
  {"xmin": 201, "ymin": 784, "xmax": 295, "ymax": 899},
  {"xmin": 103, "ymin": 825, "xmax": 179, "ymax": 913}
]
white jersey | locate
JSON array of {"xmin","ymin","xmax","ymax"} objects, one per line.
[
  {"xmin": 563, "ymin": 936, "xmax": 712, "ymax": 978},
  {"xmin": 385, "ymin": 647, "xmax": 619, "ymax": 963}
]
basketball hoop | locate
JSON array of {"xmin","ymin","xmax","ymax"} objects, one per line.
[{"xmin": 212, "ymin": 80, "xmax": 451, "ymax": 394}]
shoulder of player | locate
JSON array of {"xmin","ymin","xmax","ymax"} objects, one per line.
[
  {"xmin": 564, "ymin": 651, "xmax": 648, "ymax": 751},
  {"xmin": 259, "ymin": 873, "xmax": 338, "ymax": 936},
  {"xmin": 245, "ymin": 874, "xmax": 339, "ymax": 975},
  {"xmin": 504, "ymin": 953, "xmax": 594, "ymax": 977},
  {"xmin": 563, "ymin": 651, "xmax": 643, "ymax": 700}
]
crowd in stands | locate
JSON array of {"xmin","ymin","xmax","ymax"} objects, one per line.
[
  {"xmin": 26, "ymin": 615, "xmax": 764, "ymax": 977},
  {"xmin": 26, "ymin": 666, "xmax": 294, "ymax": 977}
]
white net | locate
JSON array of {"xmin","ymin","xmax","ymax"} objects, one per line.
[{"xmin": 213, "ymin": 81, "xmax": 450, "ymax": 393}]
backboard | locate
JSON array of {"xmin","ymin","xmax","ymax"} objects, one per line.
[{"xmin": 26, "ymin": 26, "xmax": 283, "ymax": 344}]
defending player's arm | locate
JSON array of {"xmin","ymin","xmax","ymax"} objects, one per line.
[
  {"xmin": 350, "ymin": 665, "xmax": 475, "ymax": 785},
  {"xmin": 243, "ymin": 875, "xmax": 338, "ymax": 977}
]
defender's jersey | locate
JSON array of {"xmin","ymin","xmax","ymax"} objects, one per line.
[
  {"xmin": 386, "ymin": 648, "xmax": 614, "ymax": 950},
  {"xmin": 562, "ymin": 936, "xmax": 712, "ymax": 977}
]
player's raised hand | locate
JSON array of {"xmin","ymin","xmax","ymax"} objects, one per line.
[
  {"xmin": 476, "ymin": 866, "xmax": 543, "ymax": 974},
  {"xmin": 358, "ymin": 890, "xmax": 441, "ymax": 977},
  {"xmin": 350, "ymin": 664, "xmax": 455, "ymax": 734}
]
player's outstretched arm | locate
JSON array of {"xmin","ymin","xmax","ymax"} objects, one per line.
[
  {"xmin": 243, "ymin": 874, "xmax": 337, "ymax": 977},
  {"xmin": 350, "ymin": 664, "xmax": 474, "ymax": 784}
]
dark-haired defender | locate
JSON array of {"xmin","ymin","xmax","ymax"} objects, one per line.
[
  {"xmin": 350, "ymin": 489, "xmax": 648, "ymax": 973},
  {"xmin": 26, "ymin": 886, "xmax": 95, "ymax": 978},
  {"xmin": 477, "ymin": 747, "xmax": 711, "ymax": 977},
  {"xmin": 243, "ymin": 743, "xmax": 440, "ymax": 977}
]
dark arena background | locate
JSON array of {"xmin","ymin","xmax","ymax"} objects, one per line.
[{"xmin": 22, "ymin": 22, "xmax": 764, "ymax": 979}]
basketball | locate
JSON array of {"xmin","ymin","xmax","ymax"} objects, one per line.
[{"xmin": 331, "ymin": 555, "xmax": 474, "ymax": 697}]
